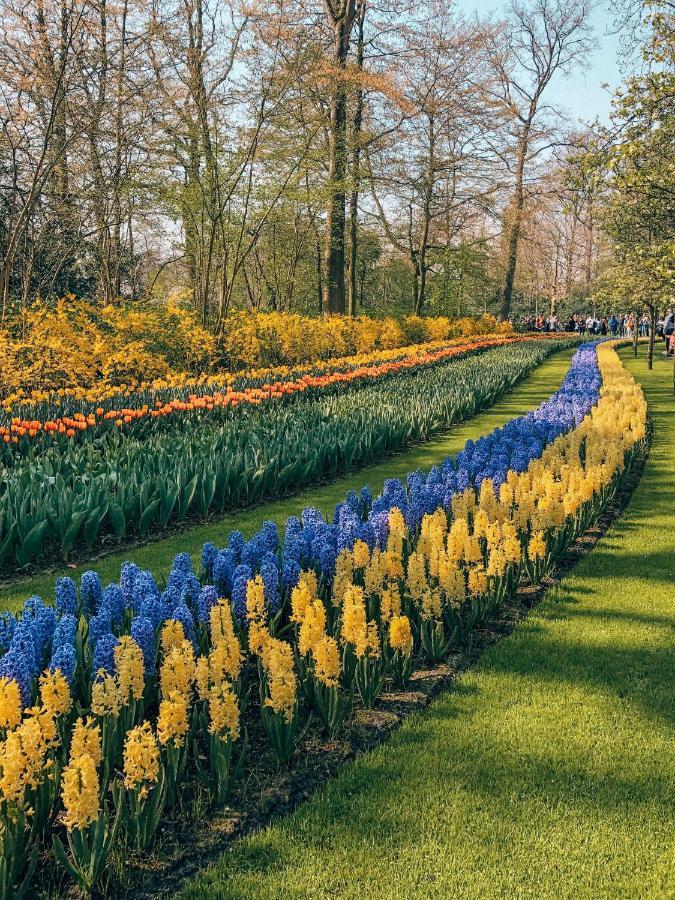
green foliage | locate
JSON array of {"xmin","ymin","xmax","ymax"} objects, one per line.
[
  {"xmin": 0, "ymin": 340, "xmax": 574, "ymax": 572},
  {"xmin": 590, "ymin": 2, "xmax": 675, "ymax": 311}
]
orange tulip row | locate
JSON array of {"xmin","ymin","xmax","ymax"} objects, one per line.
[{"xmin": 0, "ymin": 333, "xmax": 563, "ymax": 445}]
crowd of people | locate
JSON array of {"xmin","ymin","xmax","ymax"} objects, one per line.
[{"xmin": 519, "ymin": 311, "xmax": 675, "ymax": 357}]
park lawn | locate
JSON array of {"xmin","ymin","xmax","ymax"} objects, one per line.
[
  {"xmin": 176, "ymin": 344, "xmax": 674, "ymax": 900},
  {"xmin": 0, "ymin": 347, "xmax": 577, "ymax": 615}
]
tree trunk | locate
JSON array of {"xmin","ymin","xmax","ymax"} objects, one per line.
[
  {"xmin": 347, "ymin": 0, "xmax": 365, "ymax": 317},
  {"xmin": 322, "ymin": 0, "xmax": 357, "ymax": 316},
  {"xmin": 501, "ymin": 118, "xmax": 532, "ymax": 320}
]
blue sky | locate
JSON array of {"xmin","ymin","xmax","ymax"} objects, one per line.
[{"xmin": 463, "ymin": 0, "xmax": 623, "ymax": 125}]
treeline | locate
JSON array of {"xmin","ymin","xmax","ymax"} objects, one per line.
[{"xmin": 0, "ymin": 0, "xmax": 604, "ymax": 323}]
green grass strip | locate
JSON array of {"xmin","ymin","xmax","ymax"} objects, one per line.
[
  {"xmin": 177, "ymin": 345, "xmax": 675, "ymax": 900},
  {"xmin": 0, "ymin": 348, "xmax": 576, "ymax": 615}
]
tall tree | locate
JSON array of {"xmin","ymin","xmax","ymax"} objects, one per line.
[
  {"xmin": 484, "ymin": 0, "xmax": 593, "ymax": 320},
  {"xmin": 321, "ymin": 0, "xmax": 359, "ymax": 315}
]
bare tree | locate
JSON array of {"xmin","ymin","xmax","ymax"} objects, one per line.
[{"xmin": 484, "ymin": 0, "xmax": 593, "ymax": 320}]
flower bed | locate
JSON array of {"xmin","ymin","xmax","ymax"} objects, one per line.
[
  {"xmin": 0, "ymin": 339, "xmax": 574, "ymax": 573},
  {"xmin": 0, "ymin": 333, "xmax": 563, "ymax": 448},
  {"xmin": 0, "ymin": 341, "xmax": 647, "ymax": 896}
]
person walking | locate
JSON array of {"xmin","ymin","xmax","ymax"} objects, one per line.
[
  {"xmin": 664, "ymin": 309, "xmax": 675, "ymax": 357},
  {"xmin": 609, "ymin": 314, "xmax": 618, "ymax": 336}
]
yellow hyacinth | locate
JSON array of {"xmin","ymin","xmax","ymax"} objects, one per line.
[
  {"xmin": 298, "ymin": 570, "xmax": 319, "ymax": 598},
  {"xmin": 439, "ymin": 556, "xmax": 465, "ymax": 604},
  {"xmin": 245, "ymin": 575, "xmax": 266, "ymax": 625},
  {"xmin": 123, "ymin": 721, "xmax": 160, "ymax": 789},
  {"xmin": 380, "ymin": 583, "xmax": 401, "ymax": 623},
  {"xmin": 210, "ymin": 598, "xmax": 236, "ymax": 645},
  {"xmin": 290, "ymin": 581, "xmax": 313, "ymax": 623},
  {"xmin": 0, "ymin": 677, "xmax": 22, "ymax": 730},
  {"xmin": 262, "ymin": 638, "xmax": 297, "ymax": 723},
  {"xmin": 421, "ymin": 588, "xmax": 442, "ymax": 621},
  {"xmin": 91, "ymin": 671, "xmax": 121, "ymax": 717},
  {"xmin": 332, "ymin": 551, "xmax": 355, "ymax": 606},
  {"xmin": 389, "ymin": 615, "xmax": 413, "ymax": 655},
  {"xmin": 61, "ymin": 753, "xmax": 100, "ymax": 831},
  {"xmin": 161, "ymin": 619, "xmax": 186, "ymax": 655},
  {"xmin": 467, "ymin": 565, "xmax": 488, "ymax": 598},
  {"xmin": 364, "ymin": 549, "xmax": 385, "ymax": 596},
  {"xmin": 248, "ymin": 620, "xmax": 270, "ymax": 657},
  {"xmin": 341, "ymin": 586, "xmax": 368, "ymax": 656},
  {"xmin": 383, "ymin": 548, "xmax": 404, "ymax": 581},
  {"xmin": 405, "ymin": 551, "xmax": 427, "ymax": 603},
  {"xmin": 195, "ymin": 655, "xmax": 211, "ymax": 700},
  {"xmin": 115, "ymin": 635, "xmax": 145, "ymax": 703},
  {"xmin": 528, "ymin": 531, "xmax": 548, "ymax": 560},
  {"xmin": 352, "ymin": 539, "xmax": 371, "ymax": 569},
  {"xmin": 39, "ymin": 669, "xmax": 72, "ymax": 719},
  {"xmin": 210, "ymin": 631, "xmax": 244, "ymax": 683},
  {"xmin": 0, "ymin": 730, "xmax": 30, "ymax": 803},
  {"xmin": 298, "ymin": 599, "xmax": 327, "ymax": 657},
  {"xmin": 487, "ymin": 546, "xmax": 507, "ymax": 578},
  {"xmin": 312, "ymin": 635, "xmax": 340, "ymax": 688},
  {"xmin": 160, "ymin": 640, "xmax": 195, "ymax": 698},
  {"xmin": 208, "ymin": 682, "xmax": 240, "ymax": 741},
  {"xmin": 157, "ymin": 691, "xmax": 190, "ymax": 747},
  {"xmin": 70, "ymin": 717, "xmax": 102, "ymax": 767}
]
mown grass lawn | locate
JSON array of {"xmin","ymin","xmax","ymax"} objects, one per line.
[
  {"xmin": 176, "ymin": 346, "xmax": 674, "ymax": 899},
  {"xmin": 0, "ymin": 348, "xmax": 576, "ymax": 615}
]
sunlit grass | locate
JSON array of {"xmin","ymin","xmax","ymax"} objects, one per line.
[{"xmin": 176, "ymin": 345, "xmax": 674, "ymax": 899}]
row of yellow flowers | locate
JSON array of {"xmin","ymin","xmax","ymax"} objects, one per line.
[
  {"xmin": 2, "ymin": 326, "xmax": 515, "ymax": 418},
  {"xmin": 0, "ymin": 302, "xmax": 510, "ymax": 409},
  {"xmin": 0, "ymin": 342, "xmax": 646, "ymax": 896},
  {"xmin": 2, "ymin": 332, "xmax": 545, "ymax": 443}
]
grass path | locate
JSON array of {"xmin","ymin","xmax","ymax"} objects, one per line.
[
  {"xmin": 177, "ymin": 345, "xmax": 675, "ymax": 900},
  {"xmin": 0, "ymin": 348, "xmax": 577, "ymax": 615}
]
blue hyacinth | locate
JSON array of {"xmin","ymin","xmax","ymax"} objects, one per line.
[
  {"xmin": 281, "ymin": 558, "xmax": 302, "ymax": 591},
  {"xmin": 50, "ymin": 644, "xmax": 77, "ymax": 684},
  {"xmin": 0, "ymin": 649, "xmax": 32, "ymax": 706},
  {"xmin": 0, "ymin": 612, "xmax": 17, "ymax": 654},
  {"xmin": 22, "ymin": 596, "xmax": 56, "ymax": 658},
  {"xmin": 261, "ymin": 561, "xmax": 281, "ymax": 616},
  {"xmin": 52, "ymin": 614, "xmax": 77, "ymax": 652},
  {"xmin": 197, "ymin": 586, "xmax": 218, "ymax": 624},
  {"xmin": 80, "ymin": 571, "xmax": 103, "ymax": 619},
  {"xmin": 10, "ymin": 622, "xmax": 39, "ymax": 678},
  {"xmin": 201, "ymin": 542, "xmax": 218, "ymax": 578},
  {"xmin": 102, "ymin": 584, "xmax": 125, "ymax": 626},
  {"xmin": 231, "ymin": 564, "xmax": 253, "ymax": 622},
  {"xmin": 92, "ymin": 633, "xmax": 118, "ymax": 678},
  {"xmin": 131, "ymin": 616, "xmax": 156, "ymax": 676},
  {"xmin": 55, "ymin": 577, "xmax": 78, "ymax": 617},
  {"xmin": 139, "ymin": 595, "xmax": 163, "ymax": 630},
  {"xmin": 88, "ymin": 610, "xmax": 113, "ymax": 650},
  {"xmin": 120, "ymin": 562, "xmax": 140, "ymax": 607},
  {"xmin": 213, "ymin": 549, "xmax": 236, "ymax": 596},
  {"xmin": 132, "ymin": 570, "xmax": 160, "ymax": 613}
]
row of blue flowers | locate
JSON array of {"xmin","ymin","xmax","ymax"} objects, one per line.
[{"xmin": 0, "ymin": 342, "xmax": 603, "ymax": 705}]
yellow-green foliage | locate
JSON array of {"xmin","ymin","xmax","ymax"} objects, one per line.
[
  {"xmin": 218, "ymin": 311, "xmax": 508, "ymax": 370},
  {"xmin": 0, "ymin": 301, "xmax": 509, "ymax": 398},
  {"xmin": 0, "ymin": 299, "xmax": 216, "ymax": 397}
]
